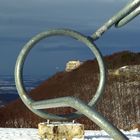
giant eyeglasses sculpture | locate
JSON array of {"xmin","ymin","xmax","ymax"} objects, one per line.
[{"xmin": 15, "ymin": 0, "xmax": 140, "ymax": 139}]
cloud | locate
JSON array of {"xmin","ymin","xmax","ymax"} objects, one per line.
[
  {"xmin": 38, "ymin": 46, "xmax": 87, "ymax": 53},
  {"xmin": 94, "ymin": 0, "xmax": 128, "ymax": 3},
  {"xmin": 0, "ymin": 0, "xmax": 139, "ymax": 76}
]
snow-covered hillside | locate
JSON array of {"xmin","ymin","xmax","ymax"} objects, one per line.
[{"xmin": 0, "ymin": 128, "xmax": 139, "ymax": 140}]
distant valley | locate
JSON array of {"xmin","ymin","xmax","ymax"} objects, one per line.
[{"xmin": 0, "ymin": 51, "xmax": 140, "ymax": 130}]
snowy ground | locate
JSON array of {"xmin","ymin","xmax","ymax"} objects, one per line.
[{"xmin": 0, "ymin": 128, "xmax": 139, "ymax": 140}]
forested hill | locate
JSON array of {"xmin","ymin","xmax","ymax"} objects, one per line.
[{"xmin": 0, "ymin": 51, "xmax": 140, "ymax": 130}]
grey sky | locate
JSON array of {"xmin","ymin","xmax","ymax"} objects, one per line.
[{"xmin": 0, "ymin": 0, "xmax": 140, "ymax": 76}]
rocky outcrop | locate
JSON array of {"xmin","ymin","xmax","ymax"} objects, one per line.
[
  {"xmin": 110, "ymin": 65, "xmax": 140, "ymax": 76},
  {"xmin": 65, "ymin": 60, "xmax": 83, "ymax": 72}
]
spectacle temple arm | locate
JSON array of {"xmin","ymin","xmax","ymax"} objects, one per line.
[{"xmin": 91, "ymin": 0, "xmax": 140, "ymax": 40}]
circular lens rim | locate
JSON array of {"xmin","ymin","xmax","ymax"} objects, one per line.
[{"xmin": 15, "ymin": 28, "xmax": 106, "ymax": 120}]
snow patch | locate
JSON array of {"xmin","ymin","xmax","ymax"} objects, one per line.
[{"xmin": 0, "ymin": 128, "xmax": 139, "ymax": 140}]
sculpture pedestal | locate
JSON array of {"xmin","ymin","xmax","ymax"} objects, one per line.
[{"xmin": 38, "ymin": 122, "xmax": 84, "ymax": 140}]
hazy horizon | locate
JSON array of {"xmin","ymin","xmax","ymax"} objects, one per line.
[{"xmin": 0, "ymin": 0, "xmax": 140, "ymax": 76}]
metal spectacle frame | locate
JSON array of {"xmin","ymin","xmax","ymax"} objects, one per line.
[{"xmin": 15, "ymin": 0, "xmax": 140, "ymax": 139}]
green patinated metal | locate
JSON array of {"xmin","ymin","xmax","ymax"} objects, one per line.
[
  {"xmin": 116, "ymin": 5, "xmax": 140, "ymax": 27},
  {"xmin": 92, "ymin": 0, "xmax": 140, "ymax": 40},
  {"xmin": 15, "ymin": 0, "xmax": 140, "ymax": 140},
  {"xmin": 15, "ymin": 29, "xmax": 106, "ymax": 120}
]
